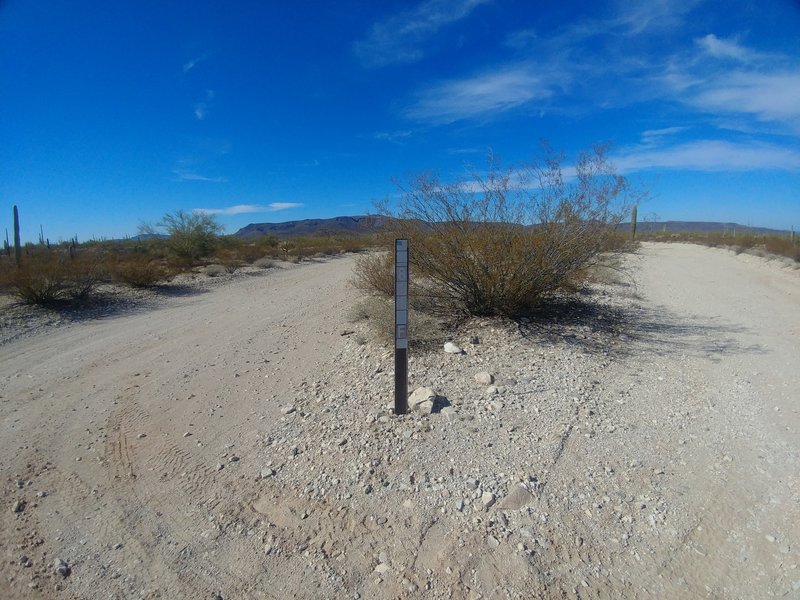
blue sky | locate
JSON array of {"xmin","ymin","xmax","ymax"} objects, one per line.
[{"xmin": 1, "ymin": 0, "xmax": 799, "ymax": 243}]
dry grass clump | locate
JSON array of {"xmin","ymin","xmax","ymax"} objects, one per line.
[
  {"xmin": 348, "ymin": 296, "xmax": 444, "ymax": 349},
  {"xmin": 252, "ymin": 257, "xmax": 276, "ymax": 269}
]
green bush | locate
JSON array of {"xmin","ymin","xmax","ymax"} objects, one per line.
[{"xmin": 140, "ymin": 210, "xmax": 223, "ymax": 262}]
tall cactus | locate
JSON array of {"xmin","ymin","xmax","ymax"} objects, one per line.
[
  {"xmin": 13, "ymin": 205, "xmax": 21, "ymax": 268},
  {"xmin": 630, "ymin": 204, "xmax": 638, "ymax": 241}
]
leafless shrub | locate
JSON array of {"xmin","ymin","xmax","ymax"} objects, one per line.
[{"xmin": 356, "ymin": 144, "xmax": 640, "ymax": 318}]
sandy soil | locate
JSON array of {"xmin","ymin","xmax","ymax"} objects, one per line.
[{"xmin": 1, "ymin": 244, "xmax": 798, "ymax": 599}]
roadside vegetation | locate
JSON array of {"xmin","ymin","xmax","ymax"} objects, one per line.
[
  {"xmin": 639, "ymin": 230, "xmax": 799, "ymax": 263},
  {"xmin": 354, "ymin": 145, "xmax": 639, "ymax": 327},
  {"xmin": 0, "ymin": 209, "xmax": 371, "ymax": 307}
]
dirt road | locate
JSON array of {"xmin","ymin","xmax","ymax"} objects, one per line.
[{"xmin": 1, "ymin": 244, "xmax": 798, "ymax": 599}]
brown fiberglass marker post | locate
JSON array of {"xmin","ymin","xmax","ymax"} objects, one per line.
[{"xmin": 394, "ymin": 239, "xmax": 409, "ymax": 415}]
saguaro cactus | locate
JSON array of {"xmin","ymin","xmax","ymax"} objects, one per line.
[
  {"xmin": 630, "ymin": 204, "xmax": 638, "ymax": 241},
  {"xmin": 13, "ymin": 205, "xmax": 21, "ymax": 267}
]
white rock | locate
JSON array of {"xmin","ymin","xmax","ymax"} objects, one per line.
[
  {"xmin": 374, "ymin": 562, "xmax": 391, "ymax": 575},
  {"xmin": 281, "ymin": 405, "xmax": 297, "ymax": 415},
  {"xmin": 409, "ymin": 387, "xmax": 437, "ymax": 414},
  {"xmin": 481, "ymin": 492, "xmax": 496, "ymax": 508},
  {"xmin": 444, "ymin": 342, "xmax": 463, "ymax": 354},
  {"xmin": 54, "ymin": 558, "xmax": 71, "ymax": 577},
  {"xmin": 474, "ymin": 372, "xmax": 494, "ymax": 385}
]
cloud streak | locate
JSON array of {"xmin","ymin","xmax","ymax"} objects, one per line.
[
  {"xmin": 406, "ymin": 66, "xmax": 555, "ymax": 124},
  {"xmin": 172, "ymin": 169, "xmax": 227, "ymax": 183},
  {"xmin": 354, "ymin": 0, "xmax": 488, "ymax": 67},
  {"xmin": 193, "ymin": 203, "xmax": 304, "ymax": 215},
  {"xmin": 614, "ymin": 140, "xmax": 800, "ymax": 173},
  {"xmin": 194, "ymin": 89, "xmax": 215, "ymax": 121}
]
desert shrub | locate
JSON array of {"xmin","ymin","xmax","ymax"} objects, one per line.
[
  {"xmin": 356, "ymin": 145, "xmax": 639, "ymax": 318},
  {"xmin": 765, "ymin": 237, "xmax": 800, "ymax": 262},
  {"xmin": 110, "ymin": 256, "xmax": 170, "ymax": 287},
  {"xmin": 252, "ymin": 257, "xmax": 276, "ymax": 269},
  {"xmin": 1, "ymin": 251, "xmax": 99, "ymax": 305},
  {"xmin": 140, "ymin": 210, "xmax": 223, "ymax": 262},
  {"xmin": 203, "ymin": 264, "xmax": 226, "ymax": 277}
]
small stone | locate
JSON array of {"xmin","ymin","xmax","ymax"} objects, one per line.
[
  {"xmin": 486, "ymin": 386, "xmax": 499, "ymax": 396},
  {"xmin": 54, "ymin": 558, "xmax": 71, "ymax": 577},
  {"xmin": 444, "ymin": 342, "xmax": 463, "ymax": 354},
  {"xmin": 216, "ymin": 463, "xmax": 224, "ymax": 471},
  {"xmin": 261, "ymin": 468, "xmax": 275, "ymax": 479},
  {"xmin": 374, "ymin": 563, "xmax": 391, "ymax": 575},
  {"xmin": 766, "ymin": 534, "xmax": 776, "ymax": 543},
  {"xmin": 37, "ymin": 490, "xmax": 48, "ymax": 498},
  {"xmin": 466, "ymin": 478, "xmax": 479, "ymax": 490},
  {"xmin": 12, "ymin": 499, "xmax": 25, "ymax": 513},
  {"xmin": 456, "ymin": 498, "xmax": 465, "ymax": 512},
  {"xmin": 486, "ymin": 535, "xmax": 500, "ymax": 548},
  {"xmin": 470, "ymin": 336, "xmax": 479, "ymax": 344},
  {"xmin": 137, "ymin": 433, "xmax": 146, "ymax": 439},
  {"xmin": 19, "ymin": 555, "xmax": 32, "ymax": 567},
  {"xmin": 409, "ymin": 387, "xmax": 437, "ymax": 415},
  {"xmin": 474, "ymin": 372, "xmax": 494, "ymax": 386},
  {"xmin": 281, "ymin": 405, "xmax": 297, "ymax": 415},
  {"xmin": 481, "ymin": 492, "xmax": 496, "ymax": 509},
  {"xmin": 15, "ymin": 479, "xmax": 24, "ymax": 489},
  {"xmin": 440, "ymin": 406, "xmax": 457, "ymax": 421},
  {"xmin": 183, "ymin": 431, "xmax": 192, "ymax": 437},
  {"xmin": 228, "ymin": 455, "xmax": 240, "ymax": 463}
]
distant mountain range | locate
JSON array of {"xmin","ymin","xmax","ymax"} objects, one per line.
[
  {"xmin": 233, "ymin": 216, "xmax": 791, "ymax": 239},
  {"xmin": 234, "ymin": 215, "xmax": 388, "ymax": 238}
]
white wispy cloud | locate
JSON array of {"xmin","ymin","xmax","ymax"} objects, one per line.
[
  {"xmin": 409, "ymin": 2, "xmax": 701, "ymax": 124},
  {"xmin": 641, "ymin": 126, "xmax": 688, "ymax": 141},
  {"xmin": 183, "ymin": 52, "xmax": 210, "ymax": 73},
  {"xmin": 688, "ymin": 71, "xmax": 800, "ymax": 128},
  {"xmin": 354, "ymin": 0, "xmax": 489, "ymax": 67},
  {"xmin": 695, "ymin": 34, "xmax": 751, "ymax": 61},
  {"xmin": 194, "ymin": 89, "xmax": 215, "ymax": 121},
  {"xmin": 372, "ymin": 130, "xmax": 413, "ymax": 143},
  {"xmin": 194, "ymin": 203, "xmax": 304, "ymax": 215},
  {"xmin": 614, "ymin": 140, "xmax": 800, "ymax": 173},
  {"xmin": 172, "ymin": 169, "xmax": 227, "ymax": 183},
  {"xmin": 406, "ymin": 66, "xmax": 555, "ymax": 124}
]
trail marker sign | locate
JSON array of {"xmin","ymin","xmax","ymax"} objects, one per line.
[{"xmin": 394, "ymin": 239, "xmax": 409, "ymax": 414}]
